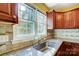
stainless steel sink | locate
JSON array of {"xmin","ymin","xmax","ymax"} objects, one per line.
[
  {"xmin": 33, "ymin": 40, "xmax": 58, "ymax": 52},
  {"xmin": 33, "ymin": 42, "xmax": 47, "ymax": 51}
]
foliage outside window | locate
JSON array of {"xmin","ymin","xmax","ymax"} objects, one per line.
[
  {"xmin": 13, "ymin": 3, "xmax": 47, "ymax": 39},
  {"xmin": 36, "ymin": 11, "xmax": 47, "ymax": 35}
]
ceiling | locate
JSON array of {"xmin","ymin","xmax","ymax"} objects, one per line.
[{"xmin": 45, "ymin": 3, "xmax": 79, "ymax": 12}]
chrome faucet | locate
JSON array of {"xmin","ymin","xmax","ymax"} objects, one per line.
[{"xmin": 38, "ymin": 35, "xmax": 44, "ymax": 44}]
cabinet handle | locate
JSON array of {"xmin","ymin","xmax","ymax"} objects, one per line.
[{"xmin": 13, "ymin": 15, "xmax": 16, "ymax": 18}]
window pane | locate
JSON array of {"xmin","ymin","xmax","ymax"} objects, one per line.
[
  {"xmin": 14, "ymin": 21, "xmax": 35, "ymax": 35},
  {"xmin": 37, "ymin": 23, "xmax": 43, "ymax": 33},
  {"xmin": 37, "ymin": 11, "xmax": 44, "ymax": 23},
  {"xmin": 26, "ymin": 22, "xmax": 34, "ymax": 34},
  {"xmin": 18, "ymin": 4, "xmax": 28, "ymax": 20},
  {"xmin": 18, "ymin": 4, "xmax": 35, "ymax": 21},
  {"xmin": 31, "ymin": 10, "xmax": 36, "ymax": 21},
  {"xmin": 37, "ymin": 11, "xmax": 47, "ymax": 35},
  {"xmin": 15, "ymin": 21, "xmax": 27, "ymax": 35}
]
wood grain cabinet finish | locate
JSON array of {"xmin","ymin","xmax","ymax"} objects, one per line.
[
  {"xmin": 47, "ymin": 8, "xmax": 79, "ymax": 29},
  {"xmin": 47, "ymin": 10, "xmax": 56, "ymax": 29},
  {"xmin": 64, "ymin": 12, "xmax": 72, "ymax": 28},
  {"xmin": 75, "ymin": 9, "xmax": 79, "ymax": 28},
  {"xmin": 55, "ymin": 12, "xmax": 64, "ymax": 29},
  {"xmin": 69, "ymin": 11, "xmax": 76, "ymax": 28},
  {"xmin": 63, "ymin": 8, "xmax": 79, "ymax": 29},
  {"xmin": 64, "ymin": 9, "xmax": 78, "ymax": 29},
  {"xmin": 55, "ymin": 41, "xmax": 79, "ymax": 56},
  {"xmin": 0, "ymin": 3, "xmax": 18, "ymax": 23}
]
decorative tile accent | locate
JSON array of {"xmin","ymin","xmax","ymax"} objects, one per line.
[
  {"xmin": 54, "ymin": 29, "xmax": 79, "ymax": 40},
  {"xmin": 0, "ymin": 23, "xmax": 13, "ymax": 42}
]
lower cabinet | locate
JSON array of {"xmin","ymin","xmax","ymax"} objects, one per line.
[{"xmin": 55, "ymin": 41, "xmax": 79, "ymax": 56}]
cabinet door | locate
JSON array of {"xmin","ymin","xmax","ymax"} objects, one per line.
[
  {"xmin": 0, "ymin": 3, "xmax": 18, "ymax": 23},
  {"xmin": 75, "ymin": 9, "xmax": 79, "ymax": 28},
  {"xmin": 47, "ymin": 12, "xmax": 53, "ymax": 29},
  {"xmin": 64, "ymin": 12, "xmax": 71, "ymax": 28},
  {"xmin": 69, "ymin": 11, "xmax": 75, "ymax": 28},
  {"xmin": 64, "ymin": 9, "xmax": 79, "ymax": 29},
  {"xmin": 55, "ymin": 12, "xmax": 64, "ymax": 29}
]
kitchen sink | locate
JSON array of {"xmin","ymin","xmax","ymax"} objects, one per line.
[
  {"xmin": 33, "ymin": 40, "xmax": 60, "ymax": 52},
  {"xmin": 33, "ymin": 42, "xmax": 47, "ymax": 51}
]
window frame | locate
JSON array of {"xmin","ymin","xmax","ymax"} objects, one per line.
[{"xmin": 13, "ymin": 3, "xmax": 47, "ymax": 40}]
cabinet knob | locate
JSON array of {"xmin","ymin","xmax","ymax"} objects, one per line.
[{"xmin": 13, "ymin": 15, "xmax": 16, "ymax": 18}]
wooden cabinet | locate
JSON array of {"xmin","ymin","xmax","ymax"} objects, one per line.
[
  {"xmin": 75, "ymin": 9, "xmax": 79, "ymax": 28},
  {"xmin": 55, "ymin": 12, "xmax": 64, "ymax": 29},
  {"xmin": 64, "ymin": 12, "xmax": 71, "ymax": 28},
  {"xmin": 47, "ymin": 8, "xmax": 79, "ymax": 29},
  {"xmin": 47, "ymin": 12, "xmax": 53, "ymax": 29},
  {"xmin": 69, "ymin": 11, "xmax": 75, "ymax": 28},
  {"xmin": 64, "ymin": 10, "xmax": 77, "ymax": 29},
  {"xmin": 55, "ymin": 41, "xmax": 79, "ymax": 56},
  {"xmin": 0, "ymin": 3, "xmax": 18, "ymax": 23},
  {"xmin": 47, "ymin": 10, "xmax": 56, "ymax": 29},
  {"xmin": 56, "ymin": 8, "xmax": 79, "ymax": 29}
]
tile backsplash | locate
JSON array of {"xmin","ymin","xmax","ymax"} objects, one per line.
[
  {"xmin": 54, "ymin": 29, "xmax": 79, "ymax": 40},
  {"xmin": 0, "ymin": 35, "xmax": 9, "ymax": 42},
  {"xmin": 0, "ymin": 22, "xmax": 13, "ymax": 42}
]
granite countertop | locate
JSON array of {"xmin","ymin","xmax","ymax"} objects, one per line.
[{"xmin": 2, "ymin": 39, "xmax": 63, "ymax": 56}]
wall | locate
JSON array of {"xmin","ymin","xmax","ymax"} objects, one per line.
[
  {"xmin": 0, "ymin": 22, "xmax": 13, "ymax": 55},
  {"xmin": 0, "ymin": 22, "xmax": 13, "ymax": 43},
  {"xmin": 34, "ymin": 4, "xmax": 79, "ymax": 13},
  {"xmin": 62, "ymin": 4, "xmax": 79, "ymax": 12},
  {"xmin": 0, "ymin": 3, "xmax": 49, "ymax": 55},
  {"xmin": 0, "ymin": 39, "xmax": 38, "ymax": 55},
  {"xmin": 33, "ymin": 3, "xmax": 49, "ymax": 14},
  {"xmin": 49, "ymin": 4, "xmax": 79, "ymax": 12},
  {"xmin": 13, "ymin": 24, "xmax": 35, "ymax": 41},
  {"xmin": 54, "ymin": 29, "xmax": 79, "ymax": 40},
  {"xmin": 0, "ymin": 22, "xmax": 38, "ymax": 55}
]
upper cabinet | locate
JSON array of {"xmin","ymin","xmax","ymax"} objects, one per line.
[
  {"xmin": 47, "ymin": 10, "xmax": 55, "ymax": 29},
  {"xmin": 55, "ymin": 12, "xmax": 64, "ymax": 29},
  {"xmin": 0, "ymin": 3, "xmax": 18, "ymax": 23},
  {"xmin": 64, "ymin": 11, "xmax": 72, "ymax": 28},
  {"xmin": 64, "ymin": 10, "xmax": 77, "ymax": 29},
  {"xmin": 75, "ymin": 9, "xmax": 79, "ymax": 28},
  {"xmin": 47, "ymin": 8, "xmax": 79, "ymax": 29}
]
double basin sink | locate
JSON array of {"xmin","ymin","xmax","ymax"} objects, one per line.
[
  {"xmin": 33, "ymin": 42, "xmax": 47, "ymax": 51},
  {"xmin": 33, "ymin": 40, "xmax": 57, "ymax": 52}
]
